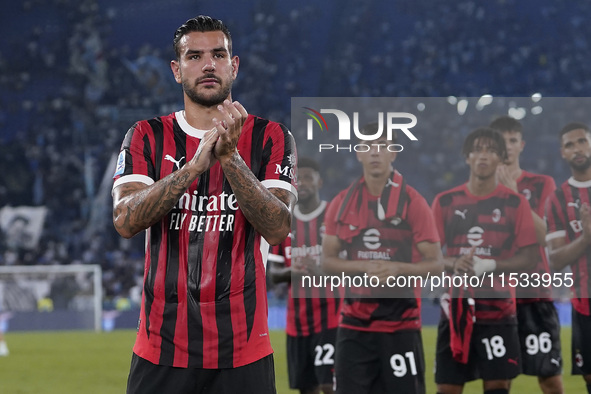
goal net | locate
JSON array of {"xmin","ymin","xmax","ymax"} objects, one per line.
[{"xmin": 0, "ymin": 264, "xmax": 102, "ymax": 332}]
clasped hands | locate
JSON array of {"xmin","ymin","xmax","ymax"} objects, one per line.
[{"xmin": 189, "ymin": 100, "xmax": 248, "ymax": 174}]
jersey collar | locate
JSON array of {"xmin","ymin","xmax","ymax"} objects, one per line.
[
  {"xmin": 294, "ymin": 201, "xmax": 327, "ymax": 222},
  {"xmin": 568, "ymin": 176, "xmax": 591, "ymax": 188},
  {"xmin": 175, "ymin": 110, "xmax": 209, "ymax": 139}
]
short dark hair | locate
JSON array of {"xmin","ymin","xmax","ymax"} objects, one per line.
[
  {"xmin": 298, "ymin": 157, "xmax": 320, "ymax": 173},
  {"xmin": 489, "ymin": 115, "xmax": 523, "ymax": 134},
  {"xmin": 462, "ymin": 127, "xmax": 508, "ymax": 160},
  {"xmin": 173, "ymin": 15, "xmax": 232, "ymax": 59},
  {"xmin": 559, "ymin": 122, "xmax": 590, "ymax": 140},
  {"xmin": 357, "ymin": 122, "xmax": 397, "ymax": 144}
]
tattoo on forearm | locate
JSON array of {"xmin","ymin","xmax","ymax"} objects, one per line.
[
  {"xmin": 221, "ymin": 154, "xmax": 291, "ymax": 238},
  {"xmin": 114, "ymin": 169, "xmax": 196, "ymax": 236}
]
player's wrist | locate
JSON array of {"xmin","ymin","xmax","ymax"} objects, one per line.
[{"xmin": 217, "ymin": 149, "xmax": 240, "ymax": 165}]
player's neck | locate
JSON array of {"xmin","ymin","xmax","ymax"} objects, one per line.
[
  {"xmin": 183, "ymin": 95, "xmax": 232, "ymax": 129},
  {"xmin": 364, "ymin": 174, "xmax": 388, "ymax": 196},
  {"xmin": 467, "ymin": 176, "xmax": 497, "ymax": 196},
  {"xmin": 572, "ymin": 167, "xmax": 591, "ymax": 183},
  {"xmin": 505, "ymin": 161, "xmax": 522, "ymax": 178},
  {"xmin": 362, "ymin": 165, "xmax": 394, "ymax": 196},
  {"xmin": 298, "ymin": 196, "xmax": 321, "ymax": 214}
]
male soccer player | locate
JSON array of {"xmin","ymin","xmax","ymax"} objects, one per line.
[
  {"xmin": 545, "ymin": 122, "xmax": 591, "ymax": 394},
  {"xmin": 112, "ymin": 16, "xmax": 297, "ymax": 394},
  {"xmin": 431, "ymin": 127, "xmax": 538, "ymax": 394},
  {"xmin": 490, "ymin": 116, "xmax": 563, "ymax": 394},
  {"xmin": 269, "ymin": 157, "xmax": 342, "ymax": 394},
  {"xmin": 322, "ymin": 124, "xmax": 443, "ymax": 394}
]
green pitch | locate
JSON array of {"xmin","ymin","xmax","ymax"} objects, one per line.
[{"xmin": 0, "ymin": 327, "xmax": 583, "ymax": 393}]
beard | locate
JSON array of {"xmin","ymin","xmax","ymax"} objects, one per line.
[
  {"xmin": 570, "ymin": 156, "xmax": 591, "ymax": 172},
  {"xmin": 297, "ymin": 189, "xmax": 313, "ymax": 204},
  {"xmin": 182, "ymin": 74, "xmax": 233, "ymax": 107}
]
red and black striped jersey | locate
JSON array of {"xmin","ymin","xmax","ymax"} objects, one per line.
[
  {"xmin": 112, "ymin": 111, "xmax": 297, "ymax": 369},
  {"xmin": 324, "ymin": 183, "xmax": 439, "ymax": 333},
  {"xmin": 515, "ymin": 170, "xmax": 556, "ymax": 301},
  {"xmin": 268, "ymin": 201, "xmax": 343, "ymax": 337},
  {"xmin": 431, "ymin": 183, "xmax": 537, "ymax": 324},
  {"xmin": 545, "ymin": 177, "xmax": 591, "ymax": 316}
]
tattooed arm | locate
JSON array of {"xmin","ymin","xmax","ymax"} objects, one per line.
[
  {"xmin": 213, "ymin": 100, "xmax": 294, "ymax": 246},
  {"xmin": 219, "ymin": 152, "xmax": 294, "ymax": 245},
  {"xmin": 112, "ymin": 128, "xmax": 219, "ymax": 239}
]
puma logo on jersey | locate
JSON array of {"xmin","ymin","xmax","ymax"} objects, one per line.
[
  {"xmin": 550, "ymin": 358, "xmax": 561, "ymax": 367},
  {"xmin": 165, "ymin": 154, "xmax": 185, "ymax": 169},
  {"xmin": 568, "ymin": 199, "xmax": 581, "ymax": 209},
  {"xmin": 386, "ymin": 179, "xmax": 399, "ymax": 187},
  {"xmin": 390, "ymin": 217, "xmax": 402, "ymax": 226},
  {"xmin": 454, "ymin": 209, "xmax": 468, "ymax": 219}
]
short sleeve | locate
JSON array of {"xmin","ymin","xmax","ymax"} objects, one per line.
[
  {"xmin": 430, "ymin": 194, "xmax": 446, "ymax": 247},
  {"xmin": 536, "ymin": 176, "xmax": 557, "ymax": 217},
  {"xmin": 112, "ymin": 121, "xmax": 155, "ymax": 190},
  {"xmin": 514, "ymin": 194, "xmax": 538, "ymax": 249},
  {"xmin": 259, "ymin": 122, "xmax": 298, "ymax": 201},
  {"xmin": 406, "ymin": 188, "xmax": 440, "ymax": 245},
  {"xmin": 545, "ymin": 191, "xmax": 567, "ymax": 242},
  {"xmin": 323, "ymin": 193, "xmax": 344, "ymax": 237}
]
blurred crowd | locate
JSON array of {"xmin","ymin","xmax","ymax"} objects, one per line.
[{"xmin": 0, "ymin": 0, "xmax": 588, "ymax": 306}]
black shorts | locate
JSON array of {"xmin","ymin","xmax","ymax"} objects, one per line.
[
  {"xmin": 516, "ymin": 301, "xmax": 562, "ymax": 377},
  {"xmin": 334, "ymin": 327, "xmax": 425, "ymax": 394},
  {"xmin": 435, "ymin": 319, "xmax": 521, "ymax": 385},
  {"xmin": 572, "ymin": 307, "xmax": 591, "ymax": 375},
  {"xmin": 126, "ymin": 353, "xmax": 276, "ymax": 394},
  {"xmin": 287, "ymin": 329, "xmax": 337, "ymax": 390}
]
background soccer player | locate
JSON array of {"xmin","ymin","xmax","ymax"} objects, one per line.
[
  {"xmin": 322, "ymin": 124, "xmax": 443, "ymax": 394},
  {"xmin": 545, "ymin": 122, "xmax": 591, "ymax": 394},
  {"xmin": 111, "ymin": 16, "xmax": 297, "ymax": 394},
  {"xmin": 490, "ymin": 116, "xmax": 563, "ymax": 394},
  {"xmin": 269, "ymin": 157, "xmax": 342, "ymax": 394},
  {"xmin": 431, "ymin": 127, "xmax": 538, "ymax": 394}
]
